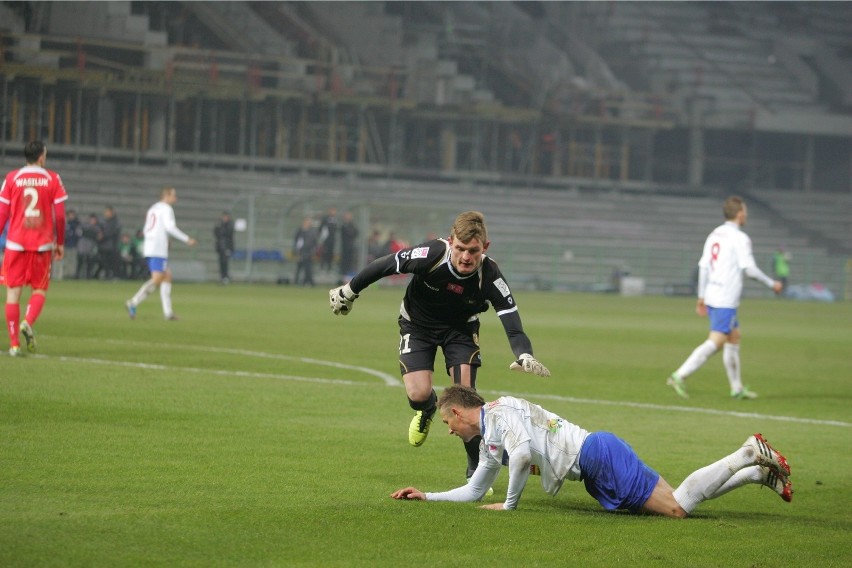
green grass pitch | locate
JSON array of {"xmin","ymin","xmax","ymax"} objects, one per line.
[{"xmin": 2, "ymin": 281, "xmax": 850, "ymax": 567}]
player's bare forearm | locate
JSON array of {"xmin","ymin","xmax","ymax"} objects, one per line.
[{"xmin": 480, "ymin": 502, "xmax": 507, "ymax": 510}]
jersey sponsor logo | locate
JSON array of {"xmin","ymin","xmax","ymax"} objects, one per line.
[
  {"xmin": 411, "ymin": 246, "xmax": 429, "ymax": 259},
  {"xmin": 486, "ymin": 400, "xmax": 500, "ymax": 409},
  {"xmin": 493, "ymin": 278, "xmax": 511, "ymax": 297},
  {"xmin": 547, "ymin": 419, "xmax": 562, "ymax": 433},
  {"xmin": 446, "ymin": 283, "xmax": 463, "ymax": 294}
]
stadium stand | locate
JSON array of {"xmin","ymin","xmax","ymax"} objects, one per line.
[
  {"xmin": 0, "ymin": 1, "xmax": 849, "ymax": 297},
  {"xmin": 1, "ymin": 153, "xmax": 843, "ymax": 297}
]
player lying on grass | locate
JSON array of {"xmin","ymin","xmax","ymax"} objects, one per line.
[{"xmin": 391, "ymin": 386, "xmax": 792, "ymax": 516}]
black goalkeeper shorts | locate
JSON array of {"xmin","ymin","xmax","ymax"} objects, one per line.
[{"xmin": 397, "ymin": 317, "xmax": 481, "ymax": 376}]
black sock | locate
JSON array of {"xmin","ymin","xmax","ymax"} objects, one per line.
[
  {"xmin": 464, "ymin": 435, "xmax": 482, "ymax": 478},
  {"xmin": 408, "ymin": 389, "xmax": 437, "ymax": 415}
]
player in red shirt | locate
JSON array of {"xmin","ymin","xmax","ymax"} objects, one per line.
[{"xmin": 0, "ymin": 140, "xmax": 68, "ymax": 356}]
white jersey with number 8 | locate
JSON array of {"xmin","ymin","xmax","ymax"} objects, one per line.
[{"xmin": 698, "ymin": 221, "xmax": 771, "ymax": 308}]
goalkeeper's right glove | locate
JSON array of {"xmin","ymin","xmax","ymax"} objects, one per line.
[{"xmin": 329, "ymin": 283, "xmax": 359, "ymax": 315}]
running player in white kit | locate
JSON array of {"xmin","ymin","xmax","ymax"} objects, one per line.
[
  {"xmin": 667, "ymin": 196, "xmax": 782, "ymax": 400},
  {"xmin": 126, "ymin": 187, "xmax": 197, "ymax": 321}
]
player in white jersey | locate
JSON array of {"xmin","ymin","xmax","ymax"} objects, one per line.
[
  {"xmin": 667, "ymin": 196, "xmax": 782, "ymax": 400},
  {"xmin": 125, "ymin": 187, "xmax": 197, "ymax": 320},
  {"xmin": 392, "ymin": 386, "xmax": 793, "ymax": 515}
]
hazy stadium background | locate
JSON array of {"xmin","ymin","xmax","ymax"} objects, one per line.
[
  {"xmin": 0, "ymin": 1, "xmax": 850, "ymax": 298},
  {"xmin": 2, "ymin": 4, "xmax": 852, "ymax": 567}
]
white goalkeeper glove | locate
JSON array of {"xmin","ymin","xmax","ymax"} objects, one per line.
[
  {"xmin": 509, "ymin": 353, "xmax": 551, "ymax": 377},
  {"xmin": 329, "ymin": 283, "xmax": 359, "ymax": 316}
]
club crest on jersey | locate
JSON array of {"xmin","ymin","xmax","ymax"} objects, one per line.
[
  {"xmin": 493, "ymin": 278, "xmax": 511, "ymax": 297},
  {"xmin": 411, "ymin": 246, "xmax": 429, "ymax": 259},
  {"xmin": 446, "ymin": 283, "xmax": 463, "ymax": 294}
]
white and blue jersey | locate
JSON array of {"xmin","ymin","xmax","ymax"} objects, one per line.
[
  {"xmin": 697, "ymin": 221, "xmax": 774, "ymax": 309},
  {"xmin": 425, "ymin": 396, "xmax": 660, "ymax": 513},
  {"xmin": 426, "ymin": 396, "xmax": 589, "ymax": 510},
  {"xmin": 142, "ymin": 200, "xmax": 190, "ymax": 259}
]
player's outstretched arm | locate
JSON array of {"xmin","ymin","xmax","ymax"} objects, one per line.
[
  {"xmin": 391, "ymin": 487, "xmax": 426, "ymax": 500},
  {"xmin": 509, "ymin": 353, "xmax": 551, "ymax": 377},
  {"xmin": 329, "ymin": 283, "xmax": 359, "ymax": 315}
]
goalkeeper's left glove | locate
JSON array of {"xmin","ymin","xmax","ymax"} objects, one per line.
[
  {"xmin": 329, "ymin": 283, "xmax": 359, "ymax": 315},
  {"xmin": 509, "ymin": 353, "xmax": 550, "ymax": 377}
]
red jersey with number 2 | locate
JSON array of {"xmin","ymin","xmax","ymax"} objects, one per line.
[{"xmin": 0, "ymin": 165, "xmax": 68, "ymax": 251}]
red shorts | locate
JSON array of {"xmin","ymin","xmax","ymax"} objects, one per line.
[{"xmin": 1, "ymin": 249, "xmax": 53, "ymax": 289}]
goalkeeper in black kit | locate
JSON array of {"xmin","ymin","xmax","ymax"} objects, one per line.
[{"xmin": 329, "ymin": 211, "xmax": 550, "ymax": 479}]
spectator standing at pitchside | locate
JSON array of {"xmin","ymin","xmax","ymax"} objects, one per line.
[
  {"xmin": 338, "ymin": 210, "xmax": 359, "ymax": 283},
  {"xmin": 95, "ymin": 205, "xmax": 121, "ymax": 280},
  {"xmin": 772, "ymin": 246, "xmax": 791, "ymax": 293},
  {"xmin": 214, "ymin": 210, "xmax": 235, "ymax": 284},
  {"xmin": 317, "ymin": 206, "xmax": 339, "ymax": 272},
  {"xmin": 61, "ymin": 208, "xmax": 80, "ymax": 279}
]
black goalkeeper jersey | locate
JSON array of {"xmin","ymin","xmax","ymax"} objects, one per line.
[{"xmin": 349, "ymin": 239, "xmax": 534, "ymax": 356}]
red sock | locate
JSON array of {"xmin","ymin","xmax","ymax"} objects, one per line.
[
  {"xmin": 6, "ymin": 303, "xmax": 20, "ymax": 348},
  {"xmin": 26, "ymin": 293, "xmax": 46, "ymax": 326}
]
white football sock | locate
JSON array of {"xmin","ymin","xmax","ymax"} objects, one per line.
[
  {"xmin": 707, "ymin": 465, "xmax": 763, "ymax": 499},
  {"xmin": 672, "ymin": 445, "xmax": 754, "ymax": 514},
  {"xmin": 160, "ymin": 281, "xmax": 173, "ymax": 318},
  {"xmin": 673, "ymin": 340, "xmax": 718, "ymax": 380},
  {"xmin": 723, "ymin": 343, "xmax": 742, "ymax": 393},
  {"xmin": 131, "ymin": 280, "xmax": 157, "ymax": 306}
]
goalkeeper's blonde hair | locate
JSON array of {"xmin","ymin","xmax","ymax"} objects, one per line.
[{"xmin": 451, "ymin": 211, "xmax": 488, "ymax": 244}]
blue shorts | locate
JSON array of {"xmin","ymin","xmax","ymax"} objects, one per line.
[
  {"xmin": 578, "ymin": 432, "xmax": 660, "ymax": 514},
  {"xmin": 146, "ymin": 257, "xmax": 168, "ymax": 273},
  {"xmin": 707, "ymin": 307, "xmax": 739, "ymax": 334}
]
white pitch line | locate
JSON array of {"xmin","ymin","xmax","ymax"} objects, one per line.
[
  {"xmin": 33, "ymin": 354, "xmax": 369, "ymax": 387},
  {"xmin": 96, "ymin": 338, "xmax": 402, "ymax": 386},
  {"xmin": 27, "ymin": 339, "xmax": 849, "ymax": 429},
  {"xmin": 486, "ymin": 389, "xmax": 851, "ymax": 428}
]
